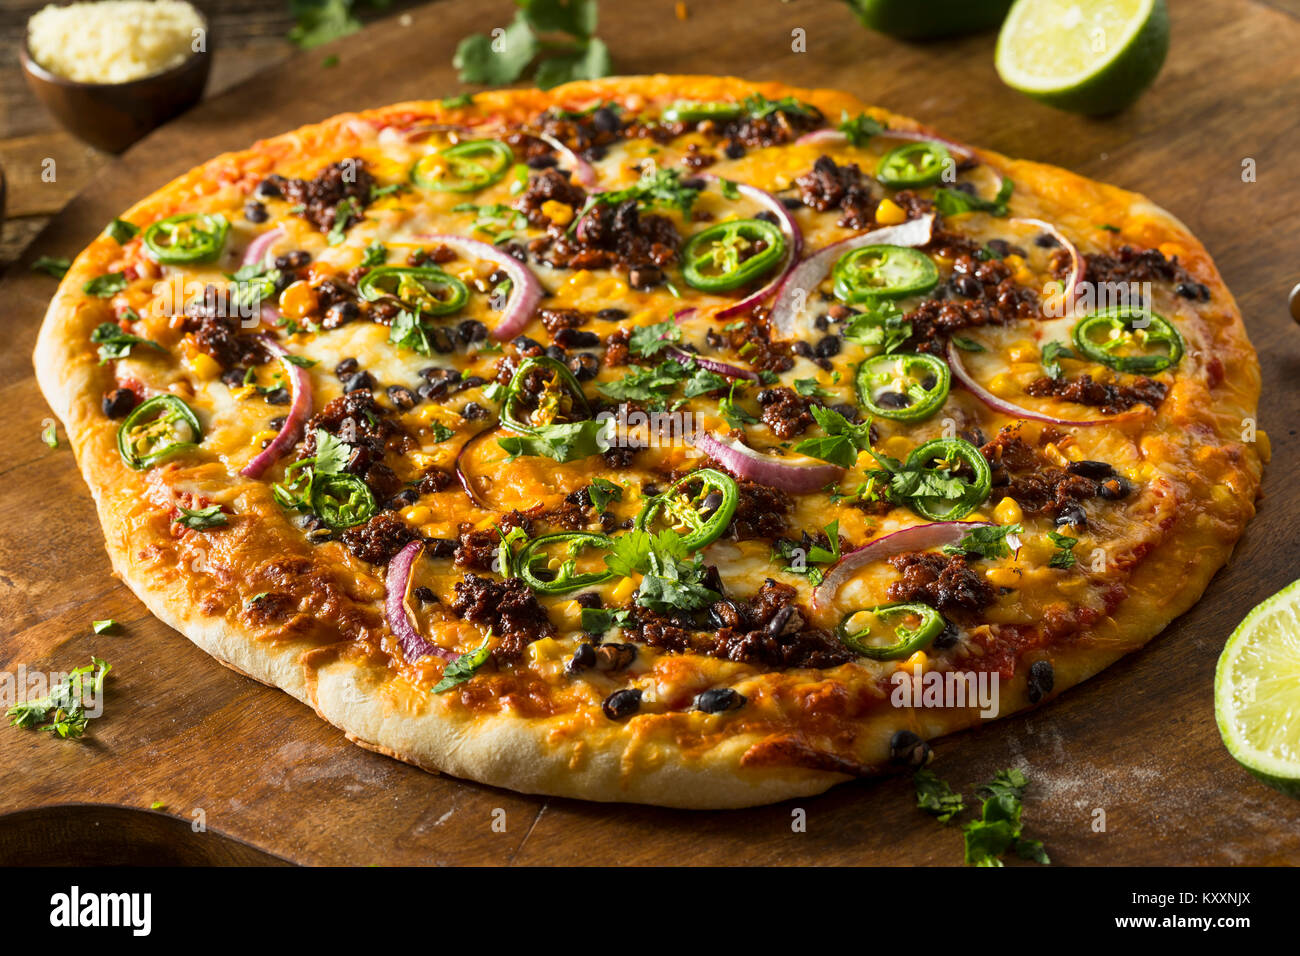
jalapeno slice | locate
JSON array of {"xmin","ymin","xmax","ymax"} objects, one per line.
[
  {"xmin": 501, "ymin": 356, "xmax": 593, "ymax": 433},
  {"xmin": 832, "ymin": 245, "xmax": 939, "ymax": 303},
  {"xmin": 902, "ymin": 437, "xmax": 991, "ymax": 521},
  {"xmin": 142, "ymin": 213, "xmax": 229, "ymax": 265},
  {"xmin": 1071, "ymin": 307, "xmax": 1185, "ymax": 374},
  {"xmin": 856, "ymin": 352, "xmax": 950, "ymax": 421},
  {"xmin": 310, "ymin": 472, "xmax": 377, "ymax": 530},
  {"xmin": 411, "ymin": 139, "xmax": 514, "ymax": 193},
  {"xmin": 518, "ymin": 533, "xmax": 615, "ymax": 594},
  {"xmin": 357, "ymin": 266, "xmax": 469, "ymax": 316},
  {"xmin": 661, "ymin": 100, "xmax": 744, "ymax": 123},
  {"xmin": 681, "ymin": 219, "xmax": 787, "ymax": 293},
  {"xmin": 875, "ymin": 142, "xmax": 952, "ymax": 188},
  {"xmin": 116, "ymin": 395, "xmax": 203, "ymax": 470},
  {"xmin": 634, "ymin": 468, "xmax": 738, "ymax": 549},
  {"xmin": 838, "ymin": 601, "xmax": 944, "ymax": 660}
]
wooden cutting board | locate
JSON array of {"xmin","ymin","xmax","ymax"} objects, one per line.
[{"xmin": 3, "ymin": 0, "xmax": 1300, "ymax": 866}]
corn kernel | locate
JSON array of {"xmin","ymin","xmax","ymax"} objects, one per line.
[
  {"xmin": 985, "ymin": 567, "xmax": 1021, "ymax": 588},
  {"xmin": 994, "ymin": 497, "xmax": 1023, "ymax": 526},
  {"xmin": 1042, "ymin": 443, "xmax": 1069, "ymax": 469},
  {"xmin": 988, "ymin": 373, "xmax": 1016, "ymax": 398},
  {"xmin": 875, "ymin": 198, "xmax": 906, "ymax": 225},
  {"xmin": 567, "ymin": 269, "xmax": 595, "ymax": 289},
  {"xmin": 882, "ymin": 436, "xmax": 912, "ymax": 460},
  {"xmin": 611, "ymin": 576, "xmax": 638, "ymax": 603},
  {"xmin": 187, "ymin": 353, "xmax": 221, "ymax": 380},
  {"xmin": 598, "ymin": 277, "xmax": 628, "ymax": 298},
  {"xmin": 541, "ymin": 200, "xmax": 573, "ymax": 226},
  {"xmin": 250, "ymin": 429, "xmax": 277, "ymax": 448},
  {"xmin": 899, "ymin": 651, "xmax": 927, "ymax": 674},
  {"xmin": 403, "ymin": 506, "xmax": 434, "ymax": 524},
  {"xmin": 1007, "ymin": 340, "xmax": 1036, "ymax": 363},
  {"xmin": 279, "ymin": 280, "xmax": 317, "ymax": 320}
]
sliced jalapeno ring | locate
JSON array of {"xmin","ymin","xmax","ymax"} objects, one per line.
[
  {"xmin": 116, "ymin": 395, "xmax": 203, "ymax": 470},
  {"xmin": 411, "ymin": 139, "xmax": 514, "ymax": 193},
  {"xmin": 875, "ymin": 142, "xmax": 953, "ymax": 189},
  {"xmin": 1071, "ymin": 307, "xmax": 1185, "ymax": 374},
  {"xmin": 661, "ymin": 100, "xmax": 744, "ymax": 123},
  {"xmin": 838, "ymin": 601, "xmax": 945, "ymax": 660},
  {"xmin": 518, "ymin": 532, "xmax": 615, "ymax": 594},
  {"xmin": 857, "ymin": 352, "xmax": 950, "ymax": 421},
  {"xmin": 501, "ymin": 356, "xmax": 593, "ymax": 433},
  {"xmin": 902, "ymin": 437, "xmax": 991, "ymax": 521},
  {"xmin": 310, "ymin": 472, "xmax": 377, "ymax": 530},
  {"xmin": 832, "ymin": 244, "xmax": 939, "ymax": 303},
  {"xmin": 681, "ymin": 219, "xmax": 787, "ymax": 293},
  {"xmin": 142, "ymin": 213, "xmax": 229, "ymax": 265},
  {"xmin": 634, "ymin": 468, "xmax": 738, "ymax": 549},
  {"xmin": 357, "ymin": 265, "xmax": 469, "ymax": 316}
]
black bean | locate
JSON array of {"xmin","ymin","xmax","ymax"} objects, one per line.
[
  {"xmin": 641, "ymin": 483, "xmax": 660, "ymax": 497},
  {"xmin": 724, "ymin": 141, "xmax": 745, "ymax": 159},
  {"xmin": 544, "ymin": 345, "xmax": 567, "ymax": 363},
  {"xmin": 461, "ymin": 402, "xmax": 490, "ymax": 421},
  {"xmin": 1098, "ymin": 476, "xmax": 1134, "ymax": 500},
  {"xmin": 829, "ymin": 402, "xmax": 861, "ymax": 422},
  {"xmin": 512, "ymin": 334, "xmax": 542, "ymax": 352},
  {"xmin": 1067, "ymin": 459, "xmax": 1115, "ymax": 480},
  {"xmin": 264, "ymin": 387, "xmax": 290, "ymax": 405},
  {"xmin": 244, "ymin": 201, "xmax": 268, "ymax": 224},
  {"xmin": 592, "ymin": 107, "xmax": 620, "ymax": 133},
  {"xmin": 573, "ymin": 591, "xmax": 602, "ymax": 609},
  {"xmin": 554, "ymin": 328, "xmax": 601, "ymax": 349},
  {"xmin": 680, "ymin": 176, "xmax": 707, "ymax": 191},
  {"xmin": 1027, "ymin": 660, "xmax": 1055, "ymax": 703},
  {"xmin": 1055, "ymin": 502, "xmax": 1087, "ymax": 529},
  {"xmin": 568, "ymin": 353, "xmax": 600, "ymax": 381},
  {"xmin": 602, "ymin": 688, "xmax": 642, "ymax": 720},
  {"xmin": 1034, "ymin": 232, "xmax": 1060, "ymax": 249},
  {"xmin": 694, "ymin": 688, "xmax": 746, "ymax": 714},
  {"xmin": 254, "ymin": 177, "xmax": 284, "ymax": 199},
  {"xmin": 931, "ymin": 618, "xmax": 960, "ymax": 650},
  {"xmin": 101, "ymin": 388, "xmax": 137, "ymax": 418},
  {"xmin": 780, "ymin": 197, "xmax": 803, "ymax": 210},
  {"xmin": 699, "ymin": 491, "xmax": 724, "ymax": 519},
  {"xmin": 952, "ymin": 274, "xmax": 982, "ymax": 298},
  {"xmin": 986, "ymin": 238, "xmax": 1011, "ymax": 258},
  {"xmin": 425, "ymin": 538, "xmax": 458, "ymax": 559},
  {"xmin": 416, "ymin": 382, "xmax": 443, "ymax": 402},
  {"xmin": 342, "ymin": 371, "xmax": 373, "ymax": 393},
  {"xmin": 755, "ymin": 210, "xmax": 779, "ymax": 225},
  {"xmin": 322, "ymin": 300, "xmax": 359, "ymax": 330},
  {"xmin": 595, "ymin": 643, "xmax": 637, "ymax": 672},
  {"xmin": 457, "ymin": 319, "xmax": 488, "ymax": 345},
  {"xmin": 755, "ymin": 389, "xmax": 779, "ymax": 405},
  {"xmin": 413, "ymin": 586, "xmax": 439, "ymax": 605},
  {"xmin": 792, "ymin": 341, "xmax": 815, "ymax": 359},
  {"xmin": 387, "ymin": 385, "xmax": 416, "ymax": 410},
  {"xmin": 526, "ymin": 154, "xmax": 559, "ymax": 169},
  {"xmin": 221, "ymin": 367, "xmax": 247, "ymax": 388},
  {"xmin": 566, "ymin": 643, "xmax": 597, "ymax": 674},
  {"xmin": 268, "ymin": 416, "xmax": 287, "ymax": 431},
  {"xmin": 274, "ymin": 250, "xmax": 311, "ymax": 271},
  {"xmin": 766, "ymin": 605, "xmax": 796, "ymax": 637},
  {"xmin": 889, "ymin": 730, "xmax": 931, "ymax": 768},
  {"xmin": 334, "ymin": 357, "xmax": 359, "ymax": 378},
  {"xmin": 813, "ymin": 313, "xmax": 829, "ymax": 332},
  {"xmin": 875, "ymin": 391, "xmax": 910, "ymax": 409},
  {"xmin": 596, "ymin": 308, "xmax": 627, "ymax": 320},
  {"xmin": 387, "ymin": 488, "xmax": 419, "ymax": 509}
]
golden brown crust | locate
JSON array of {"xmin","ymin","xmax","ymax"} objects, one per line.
[{"xmin": 33, "ymin": 75, "xmax": 1263, "ymax": 808}]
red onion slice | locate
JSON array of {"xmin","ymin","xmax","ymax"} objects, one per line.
[
  {"xmin": 240, "ymin": 338, "xmax": 313, "ymax": 479},
  {"xmin": 535, "ymin": 132, "xmax": 597, "ymax": 188},
  {"xmin": 418, "ymin": 234, "xmax": 542, "ymax": 341},
  {"xmin": 946, "ymin": 340, "xmax": 1138, "ymax": 427},
  {"xmin": 664, "ymin": 347, "xmax": 758, "ymax": 382},
  {"xmin": 241, "ymin": 225, "xmax": 286, "ymax": 269},
  {"xmin": 769, "ymin": 214, "xmax": 935, "ymax": 339},
  {"xmin": 795, "ymin": 127, "xmax": 975, "ymax": 162},
  {"xmin": 385, "ymin": 542, "xmax": 458, "ymax": 663},
  {"xmin": 811, "ymin": 520, "xmax": 993, "ymax": 617},
  {"xmin": 698, "ymin": 175, "xmax": 804, "ymax": 319},
  {"xmin": 696, "ymin": 431, "xmax": 843, "ymax": 494},
  {"xmin": 1011, "ymin": 217, "xmax": 1085, "ymax": 315}
]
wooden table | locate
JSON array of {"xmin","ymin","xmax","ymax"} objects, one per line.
[{"xmin": 3, "ymin": 0, "xmax": 1300, "ymax": 866}]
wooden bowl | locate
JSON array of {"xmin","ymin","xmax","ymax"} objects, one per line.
[{"xmin": 19, "ymin": 25, "xmax": 212, "ymax": 154}]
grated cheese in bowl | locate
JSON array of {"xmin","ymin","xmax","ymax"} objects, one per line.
[{"xmin": 27, "ymin": 0, "xmax": 205, "ymax": 85}]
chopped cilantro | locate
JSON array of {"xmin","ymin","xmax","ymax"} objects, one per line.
[
  {"xmin": 935, "ymin": 177, "xmax": 1015, "ymax": 218},
  {"xmin": 7, "ymin": 657, "xmax": 112, "ymax": 739},
  {"xmin": 174, "ymin": 504, "xmax": 228, "ymax": 531},
  {"xmin": 432, "ymin": 637, "xmax": 494, "ymax": 693},
  {"xmin": 31, "ymin": 255, "xmax": 71, "ymax": 279},
  {"xmin": 106, "ymin": 218, "xmax": 139, "ymax": 243},
  {"xmin": 82, "ymin": 272, "xmax": 128, "ymax": 297},
  {"xmin": 1047, "ymin": 531, "xmax": 1078, "ymax": 569}
]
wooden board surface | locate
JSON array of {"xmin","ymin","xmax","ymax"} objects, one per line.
[{"xmin": 3, "ymin": 0, "xmax": 1300, "ymax": 866}]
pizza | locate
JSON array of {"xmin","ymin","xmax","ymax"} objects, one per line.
[{"xmin": 34, "ymin": 76, "xmax": 1264, "ymax": 808}]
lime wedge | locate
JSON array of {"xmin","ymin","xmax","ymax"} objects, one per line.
[
  {"xmin": 995, "ymin": 0, "xmax": 1170, "ymax": 114},
  {"xmin": 1215, "ymin": 579, "xmax": 1300, "ymax": 799},
  {"xmin": 846, "ymin": 0, "xmax": 1013, "ymax": 40}
]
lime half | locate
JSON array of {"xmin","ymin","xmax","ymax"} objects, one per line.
[
  {"xmin": 995, "ymin": 0, "xmax": 1170, "ymax": 114},
  {"xmin": 1215, "ymin": 579, "xmax": 1300, "ymax": 799},
  {"xmin": 846, "ymin": 0, "xmax": 1013, "ymax": 40}
]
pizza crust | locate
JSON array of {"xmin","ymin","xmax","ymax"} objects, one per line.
[{"xmin": 33, "ymin": 75, "xmax": 1263, "ymax": 808}]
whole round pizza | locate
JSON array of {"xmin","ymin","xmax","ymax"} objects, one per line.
[{"xmin": 34, "ymin": 76, "xmax": 1263, "ymax": 807}]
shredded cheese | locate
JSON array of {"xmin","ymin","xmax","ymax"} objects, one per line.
[{"xmin": 27, "ymin": 1, "xmax": 204, "ymax": 84}]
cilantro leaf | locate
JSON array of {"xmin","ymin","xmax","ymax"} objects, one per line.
[
  {"xmin": 718, "ymin": 380, "xmax": 757, "ymax": 427},
  {"xmin": 580, "ymin": 606, "xmax": 633, "ymax": 635},
  {"xmin": 598, "ymin": 360, "xmax": 687, "ymax": 406},
  {"xmin": 842, "ymin": 301, "xmax": 911, "ymax": 353},
  {"xmin": 90, "ymin": 322, "xmax": 165, "ymax": 364},
  {"xmin": 454, "ymin": 11, "xmax": 540, "ymax": 85},
  {"xmin": 588, "ymin": 477, "xmax": 622, "ymax": 514},
  {"xmin": 389, "ymin": 309, "xmax": 433, "ymax": 355},
  {"xmin": 950, "ymin": 335, "xmax": 985, "ymax": 353},
  {"xmin": 174, "ymin": 504, "xmax": 228, "ymax": 531},
  {"xmin": 793, "ymin": 405, "xmax": 874, "ymax": 469},
  {"xmin": 1041, "ymin": 341, "xmax": 1075, "ymax": 380},
  {"xmin": 838, "ymin": 109, "xmax": 885, "ymax": 147},
  {"xmin": 361, "ymin": 241, "xmax": 388, "ymax": 268},
  {"xmin": 935, "ymin": 177, "xmax": 1015, "ymax": 218},
  {"xmin": 7, "ymin": 657, "xmax": 112, "ymax": 739},
  {"xmin": 432, "ymin": 637, "xmax": 494, "ymax": 693},
  {"xmin": 288, "ymin": 0, "xmax": 362, "ymax": 49},
  {"xmin": 534, "ymin": 37, "xmax": 612, "ymax": 90},
  {"xmin": 915, "ymin": 769, "xmax": 965, "ymax": 823},
  {"xmin": 962, "ymin": 767, "xmax": 1049, "ymax": 867},
  {"xmin": 497, "ymin": 419, "xmax": 607, "ymax": 463},
  {"xmin": 629, "ymin": 320, "xmax": 680, "ymax": 357},
  {"xmin": 1047, "ymin": 531, "xmax": 1078, "ymax": 569},
  {"xmin": 944, "ymin": 523, "xmax": 1022, "ymax": 561},
  {"xmin": 106, "ymin": 218, "xmax": 139, "ymax": 243},
  {"xmin": 31, "ymin": 255, "xmax": 71, "ymax": 279},
  {"xmin": 82, "ymin": 272, "xmax": 128, "ymax": 297}
]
